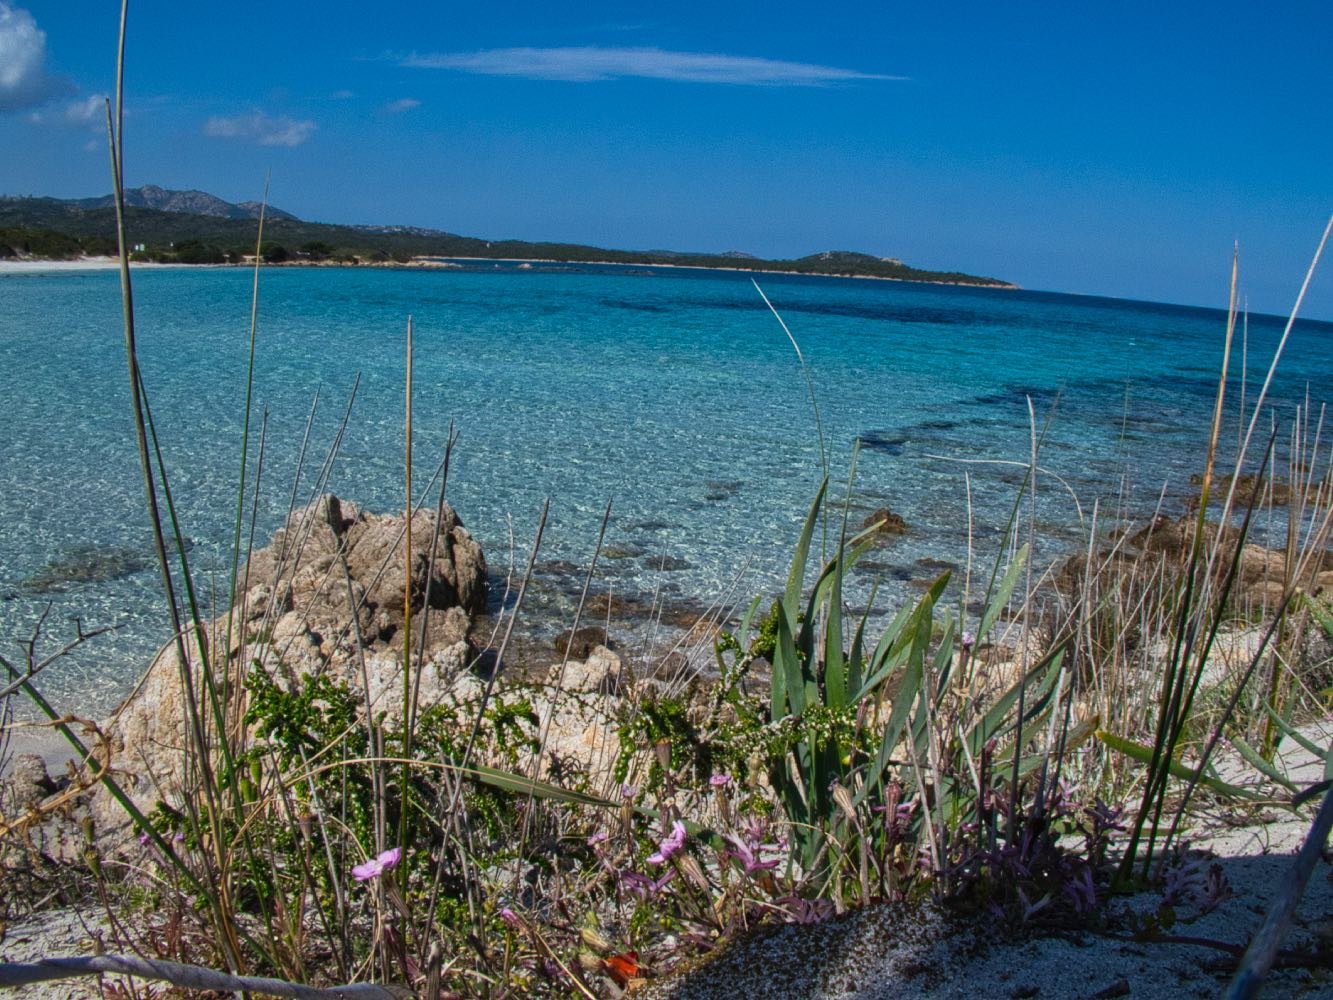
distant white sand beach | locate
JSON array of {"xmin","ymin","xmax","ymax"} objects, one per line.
[{"xmin": 0, "ymin": 257, "xmax": 196, "ymax": 275}]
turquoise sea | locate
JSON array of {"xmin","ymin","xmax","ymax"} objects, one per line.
[{"xmin": 3, "ymin": 262, "xmax": 1332, "ymax": 714}]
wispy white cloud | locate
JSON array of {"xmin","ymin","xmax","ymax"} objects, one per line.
[
  {"xmin": 0, "ymin": 2, "xmax": 73, "ymax": 112},
  {"xmin": 401, "ymin": 46, "xmax": 899, "ymax": 86},
  {"xmin": 203, "ymin": 111, "xmax": 316, "ymax": 147},
  {"xmin": 330, "ymin": 88, "xmax": 356, "ymax": 100},
  {"xmin": 384, "ymin": 97, "xmax": 420, "ymax": 113},
  {"xmin": 65, "ymin": 93, "xmax": 108, "ymax": 123}
]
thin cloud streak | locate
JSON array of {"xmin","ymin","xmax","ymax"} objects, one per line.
[
  {"xmin": 402, "ymin": 46, "xmax": 900, "ymax": 86},
  {"xmin": 203, "ymin": 111, "xmax": 316, "ymax": 147},
  {"xmin": 384, "ymin": 97, "xmax": 420, "ymax": 113}
]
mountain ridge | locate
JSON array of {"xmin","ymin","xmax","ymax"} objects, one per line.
[{"xmin": 65, "ymin": 185, "xmax": 299, "ymax": 221}]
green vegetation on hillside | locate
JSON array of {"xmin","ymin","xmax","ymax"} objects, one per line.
[
  {"xmin": 0, "ymin": 195, "xmax": 1014, "ymax": 286},
  {"xmin": 0, "ymin": 224, "xmax": 118, "ymax": 260}
]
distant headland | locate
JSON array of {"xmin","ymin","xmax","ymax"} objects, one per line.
[{"xmin": 0, "ymin": 186, "xmax": 1015, "ymax": 288}]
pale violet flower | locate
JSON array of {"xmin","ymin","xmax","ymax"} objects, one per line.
[
  {"xmin": 621, "ymin": 867, "xmax": 676, "ymax": 899},
  {"xmin": 352, "ymin": 846, "xmax": 402, "ymax": 881},
  {"xmin": 709, "ymin": 773, "xmax": 732, "ymax": 788},
  {"xmin": 647, "ymin": 820, "xmax": 687, "ymax": 865},
  {"xmin": 722, "ymin": 831, "xmax": 782, "ymax": 875}
]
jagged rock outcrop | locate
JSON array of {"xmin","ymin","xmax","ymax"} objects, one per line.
[{"xmin": 94, "ymin": 495, "xmax": 487, "ymax": 830}]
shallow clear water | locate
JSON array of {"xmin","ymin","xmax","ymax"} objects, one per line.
[{"xmin": 2, "ymin": 263, "xmax": 1331, "ymax": 714}]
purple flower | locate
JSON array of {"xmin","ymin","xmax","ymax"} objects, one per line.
[
  {"xmin": 721, "ymin": 832, "xmax": 782, "ymax": 875},
  {"xmin": 499, "ymin": 906, "xmax": 522, "ymax": 929},
  {"xmin": 587, "ymin": 830, "xmax": 609, "ymax": 847},
  {"xmin": 709, "ymin": 773, "xmax": 732, "ymax": 788},
  {"xmin": 777, "ymin": 895, "xmax": 835, "ymax": 924},
  {"xmin": 1062, "ymin": 866, "xmax": 1097, "ymax": 914},
  {"xmin": 647, "ymin": 820, "xmax": 687, "ymax": 865},
  {"xmin": 621, "ymin": 868, "xmax": 676, "ymax": 899},
  {"xmin": 352, "ymin": 846, "xmax": 402, "ymax": 881},
  {"xmin": 961, "ymin": 631, "xmax": 976, "ymax": 651}
]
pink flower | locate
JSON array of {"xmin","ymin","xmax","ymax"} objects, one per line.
[
  {"xmin": 621, "ymin": 868, "xmax": 676, "ymax": 899},
  {"xmin": 709, "ymin": 773, "xmax": 732, "ymax": 788},
  {"xmin": 722, "ymin": 832, "xmax": 782, "ymax": 875},
  {"xmin": 647, "ymin": 820, "xmax": 687, "ymax": 865},
  {"xmin": 352, "ymin": 846, "xmax": 403, "ymax": 881}
]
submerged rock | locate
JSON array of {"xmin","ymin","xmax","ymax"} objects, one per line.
[
  {"xmin": 21, "ymin": 544, "xmax": 148, "ymax": 593},
  {"xmin": 862, "ymin": 506, "xmax": 909, "ymax": 541}
]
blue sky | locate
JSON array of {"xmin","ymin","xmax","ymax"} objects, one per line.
[{"xmin": 2, "ymin": 1, "xmax": 1330, "ymax": 319}]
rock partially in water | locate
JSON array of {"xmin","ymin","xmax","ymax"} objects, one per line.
[
  {"xmin": 627, "ymin": 519, "xmax": 674, "ymax": 532},
  {"xmin": 645, "ymin": 554, "xmax": 692, "ymax": 572},
  {"xmin": 862, "ymin": 506, "xmax": 909, "ymax": 542},
  {"xmin": 703, "ymin": 480, "xmax": 742, "ymax": 502},
  {"xmin": 555, "ymin": 625, "xmax": 617, "ymax": 659},
  {"xmin": 601, "ymin": 543, "xmax": 646, "ymax": 560}
]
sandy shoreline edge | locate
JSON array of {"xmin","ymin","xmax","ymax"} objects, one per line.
[{"xmin": 0, "ymin": 255, "xmax": 1020, "ymax": 288}]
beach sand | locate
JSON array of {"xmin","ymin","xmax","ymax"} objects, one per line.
[
  {"xmin": 0, "ymin": 257, "xmax": 121, "ymax": 274},
  {"xmin": 0, "ymin": 257, "xmax": 197, "ymax": 275}
]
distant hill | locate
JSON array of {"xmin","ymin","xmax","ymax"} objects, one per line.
[
  {"xmin": 70, "ymin": 185, "xmax": 298, "ymax": 221},
  {"xmin": 0, "ymin": 187, "xmax": 1014, "ymax": 287}
]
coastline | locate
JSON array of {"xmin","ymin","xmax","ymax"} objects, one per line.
[
  {"xmin": 425, "ymin": 255, "xmax": 1022, "ymax": 289},
  {"xmin": 0, "ymin": 254, "xmax": 1020, "ymax": 289}
]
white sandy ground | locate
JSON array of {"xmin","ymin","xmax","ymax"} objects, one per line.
[
  {"xmin": 0, "ymin": 256, "xmax": 130, "ymax": 274},
  {"xmin": 0, "ymin": 256, "xmax": 460, "ymax": 276}
]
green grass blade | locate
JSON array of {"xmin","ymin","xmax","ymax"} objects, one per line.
[
  {"xmin": 977, "ymin": 543, "xmax": 1028, "ymax": 641},
  {"xmin": 1230, "ymin": 736, "xmax": 1299, "ymax": 792},
  {"xmin": 775, "ymin": 601, "xmax": 812, "ymax": 717},
  {"xmin": 465, "ymin": 763, "xmax": 620, "ymax": 808},
  {"xmin": 967, "ymin": 647, "xmax": 1064, "ymax": 758},
  {"xmin": 852, "ymin": 587, "xmax": 938, "ymax": 808},
  {"xmin": 854, "ymin": 574, "xmax": 948, "ymax": 702},
  {"xmin": 784, "ymin": 478, "xmax": 829, "ymax": 616},
  {"xmin": 1096, "ymin": 731, "xmax": 1259, "ymax": 800},
  {"xmin": 1261, "ymin": 701, "xmax": 1324, "ymax": 759}
]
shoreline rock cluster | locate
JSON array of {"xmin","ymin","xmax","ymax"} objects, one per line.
[{"xmin": 58, "ymin": 494, "xmax": 643, "ymax": 840}]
